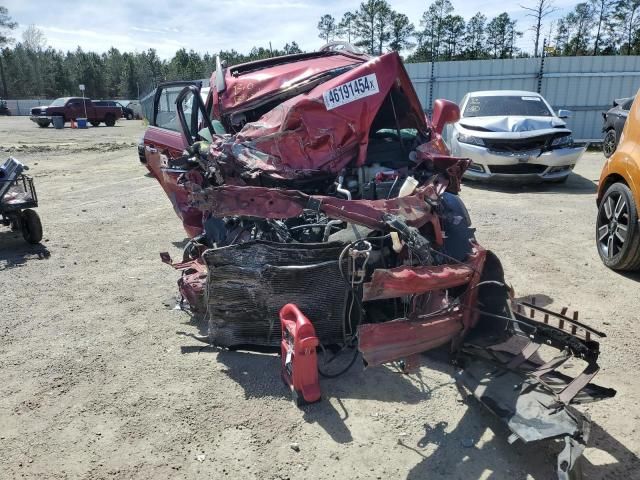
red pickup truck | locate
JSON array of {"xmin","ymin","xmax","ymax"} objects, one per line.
[{"xmin": 30, "ymin": 97, "xmax": 122, "ymax": 127}]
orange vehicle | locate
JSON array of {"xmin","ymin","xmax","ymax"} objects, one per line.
[{"xmin": 596, "ymin": 89, "xmax": 640, "ymax": 270}]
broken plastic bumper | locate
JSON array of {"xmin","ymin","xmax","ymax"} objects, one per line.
[{"xmin": 458, "ymin": 143, "xmax": 586, "ymax": 182}]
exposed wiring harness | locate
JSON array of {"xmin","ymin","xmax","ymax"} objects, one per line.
[{"xmin": 317, "ymin": 235, "xmax": 391, "ymax": 378}]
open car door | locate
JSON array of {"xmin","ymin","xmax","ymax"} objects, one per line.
[{"xmin": 142, "ymin": 81, "xmax": 204, "ymax": 237}]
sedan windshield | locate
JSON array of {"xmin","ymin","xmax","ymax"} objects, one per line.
[{"xmin": 463, "ymin": 95, "xmax": 553, "ymax": 117}]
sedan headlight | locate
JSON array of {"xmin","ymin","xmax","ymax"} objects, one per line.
[
  {"xmin": 551, "ymin": 135, "xmax": 573, "ymax": 147},
  {"xmin": 457, "ymin": 133, "xmax": 485, "ymax": 146}
]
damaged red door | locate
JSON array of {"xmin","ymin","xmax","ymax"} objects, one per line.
[{"xmin": 143, "ymin": 81, "xmax": 204, "ymax": 238}]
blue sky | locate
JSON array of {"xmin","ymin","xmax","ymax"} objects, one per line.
[{"xmin": 3, "ymin": 0, "xmax": 579, "ymax": 58}]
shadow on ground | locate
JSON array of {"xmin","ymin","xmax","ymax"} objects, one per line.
[
  {"xmin": 173, "ymin": 297, "xmax": 636, "ymax": 476},
  {"xmin": 171, "ymin": 238, "xmax": 190, "ymax": 250},
  {"xmin": 404, "ymin": 351, "xmax": 638, "ymax": 479},
  {"xmin": 0, "ymin": 230, "xmax": 50, "ymax": 270},
  {"xmin": 404, "ymin": 402, "xmax": 639, "ymax": 480},
  {"xmin": 178, "ymin": 336, "xmax": 456, "ymax": 444},
  {"xmin": 463, "ymin": 171, "xmax": 597, "ymax": 195},
  {"xmin": 615, "ymin": 270, "xmax": 640, "ymax": 283},
  {"xmin": 211, "ymin": 348, "xmax": 439, "ymax": 405}
]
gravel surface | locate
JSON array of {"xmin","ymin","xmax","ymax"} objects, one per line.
[{"xmin": 0, "ymin": 117, "xmax": 638, "ymax": 479}]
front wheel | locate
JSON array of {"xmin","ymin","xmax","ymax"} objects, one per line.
[
  {"xmin": 37, "ymin": 120, "xmax": 50, "ymax": 128},
  {"xmin": 602, "ymin": 129, "xmax": 617, "ymax": 158},
  {"xmin": 126, "ymin": 113, "xmax": 133, "ymax": 120},
  {"xmin": 596, "ymin": 183, "xmax": 640, "ymax": 270},
  {"xmin": 104, "ymin": 114, "xmax": 116, "ymax": 127},
  {"xmin": 21, "ymin": 209, "xmax": 43, "ymax": 244}
]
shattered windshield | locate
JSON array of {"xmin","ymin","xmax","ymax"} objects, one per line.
[{"xmin": 463, "ymin": 95, "xmax": 553, "ymax": 117}]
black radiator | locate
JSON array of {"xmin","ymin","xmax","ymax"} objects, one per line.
[{"xmin": 203, "ymin": 240, "xmax": 349, "ymax": 347}]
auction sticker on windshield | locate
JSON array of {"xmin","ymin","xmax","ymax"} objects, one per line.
[{"xmin": 323, "ymin": 74, "xmax": 379, "ymax": 110}]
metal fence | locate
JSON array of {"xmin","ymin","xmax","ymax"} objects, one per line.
[
  {"xmin": 16, "ymin": 56, "xmax": 634, "ymax": 141},
  {"xmin": 405, "ymin": 55, "xmax": 640, "ymax": 142},
  {"xmin": 4, "ymin": 99, "xmax": 54, "ymax": 116}
]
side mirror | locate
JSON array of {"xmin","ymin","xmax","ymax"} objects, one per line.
[
  {"xmin": 431, "ymin": 99, "xmax": 460, "ymax": 135},
  {"xmin": 557, "ymin": 109, "xmax": 573, "ymax": 119}
]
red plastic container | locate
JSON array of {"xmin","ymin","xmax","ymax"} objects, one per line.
[{"xmin": 279, "ymin": 303, "xmax": 321, "ymax": 406}]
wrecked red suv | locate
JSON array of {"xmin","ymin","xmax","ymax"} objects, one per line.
[{"xmin": 142, "ymin": 45, "xmax": 614, "ymax": 478}]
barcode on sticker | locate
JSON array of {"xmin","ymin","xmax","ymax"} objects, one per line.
[{"xmin": 323, "ymin": 74, "xmax": 379, "ymax": 110}]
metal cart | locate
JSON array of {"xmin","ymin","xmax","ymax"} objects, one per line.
[{"xmin": 0, "ymin": 157, "xmax": 43, "ymax": 244}]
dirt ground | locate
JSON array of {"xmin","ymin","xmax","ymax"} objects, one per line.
[{"xmin": 0, "ymin": 116, "xmax": 638, "ymax": 480}]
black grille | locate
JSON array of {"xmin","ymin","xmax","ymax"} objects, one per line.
[
  {"xmin": 489, "ymin": 164, "xmax": 547, "ymax": 174},
  {"xmin": 484, "ymin": 137, "xmax": 548, "ymax": 152},
  {"xmin": 204, "ymin": 240, "xmax": 348, "ymax": 347}
]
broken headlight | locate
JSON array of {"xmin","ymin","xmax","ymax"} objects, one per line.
[
  {"xmin": 457, "ymin": 133, "xmax": 485, "ymax": 146},
  {"xmin": 551, "ymin": 135, "xmax": 573, "ymax": 147}
]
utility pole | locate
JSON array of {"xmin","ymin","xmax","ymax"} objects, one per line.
[
  {"xmin": 428, "ymin": 56, "xmax": 435, "ymax": 115},
  {"xmin": 0, "ymin": 56, "xmax": 8, "ymax": 98},
  {"xmin": 79, "ymin": 83, "xmax": 87, "ymax": 118},
  {"xmin": 537, "ymin": 38, "xmax": 547, "ymax": 94}
]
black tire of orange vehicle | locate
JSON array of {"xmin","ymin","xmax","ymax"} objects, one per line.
[
  {"xmin": 104, "ymin": 114, "xmax": 116, "ymax": 127},
  {"xmin": 21, "ymin": 209, "xmax": 43, "ymax": 244},
  {"xmin": 90, "ymin": 121, "xmax": 100, "ymax": 127},
  {"xmin": 602, "ymin": 129, "xmax": 617, "ymax": 158},
  {"xmin": 596, "ymin": 183, "xmax": 640, "ymax": 270}
]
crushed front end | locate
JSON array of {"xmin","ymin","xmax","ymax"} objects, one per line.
[{"xmin": 150, "ymin": 50, "xmax": 614, "ymax": 479}]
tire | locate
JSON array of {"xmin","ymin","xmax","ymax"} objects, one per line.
[
  {"xmin": 21, "ymin": 209, "xmax": 43, "ymax": 244},
  {"xmin": 182, "ymin": 239, "xmax": 201, "ymax": 262},
  {"xmin": 90, "ymin": 121, "xmax": 100, "ymax": 127},
  {"xmin": 602, "ymin": 129, "xmax": 617, "ymax": 158},
  {"xmin": 440, "ymin": 192, "xmax": 475, "ymax": 262},
  {"xmin": 104, "ymin": 114, "xmax": 116, "ymax": 127},
  {"xmin": 126, "ymin": 113, "xmax": 133, "ymax": 120},
  {"xmin": 596, "ymin": 182, "xmax": 640, "ymax": 270},
  {"xmin": 37, "ymin": 120, "xmax": 50, "ymax": 128}
]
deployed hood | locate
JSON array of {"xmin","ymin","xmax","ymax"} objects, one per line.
[
  {"xmin": 459, "ymin": 116, "xmax": 566, "ymax": 133},
  {"xmin": 213, "ymin": 52, "xmax": 366, "ymax": 113},
  {"xmin": 219, "ymin": 52, "xmax": 428, "ymax": 181}
]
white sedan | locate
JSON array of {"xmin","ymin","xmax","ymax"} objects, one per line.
[{"xmin": 448, "ymin": 90, "xmax": 585, "ymax": 183}]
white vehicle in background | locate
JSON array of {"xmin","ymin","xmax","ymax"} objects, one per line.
[
  {"xmin": 448, "ymin": 90, "xmax": 585, "ymax": 183},
  {"xmin": 124, "ymin": 100, "xmax": 143, "ymax": 119}
]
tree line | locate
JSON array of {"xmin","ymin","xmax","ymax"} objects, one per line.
[
  {"xmin": 0, "ymin": 6, "xmax": 303, "ymax": 100},
  {"xmin": 0, "ymin": 1, "xmax": 639, "ymax": 100},
  {"xmin": 319, "ymin": 0, "xmax": 640, "ymax": 60}
]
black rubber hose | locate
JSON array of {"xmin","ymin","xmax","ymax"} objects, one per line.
[{"xmin": 318, "ymin": 341, "xmax": 360, "ymax": 378}]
